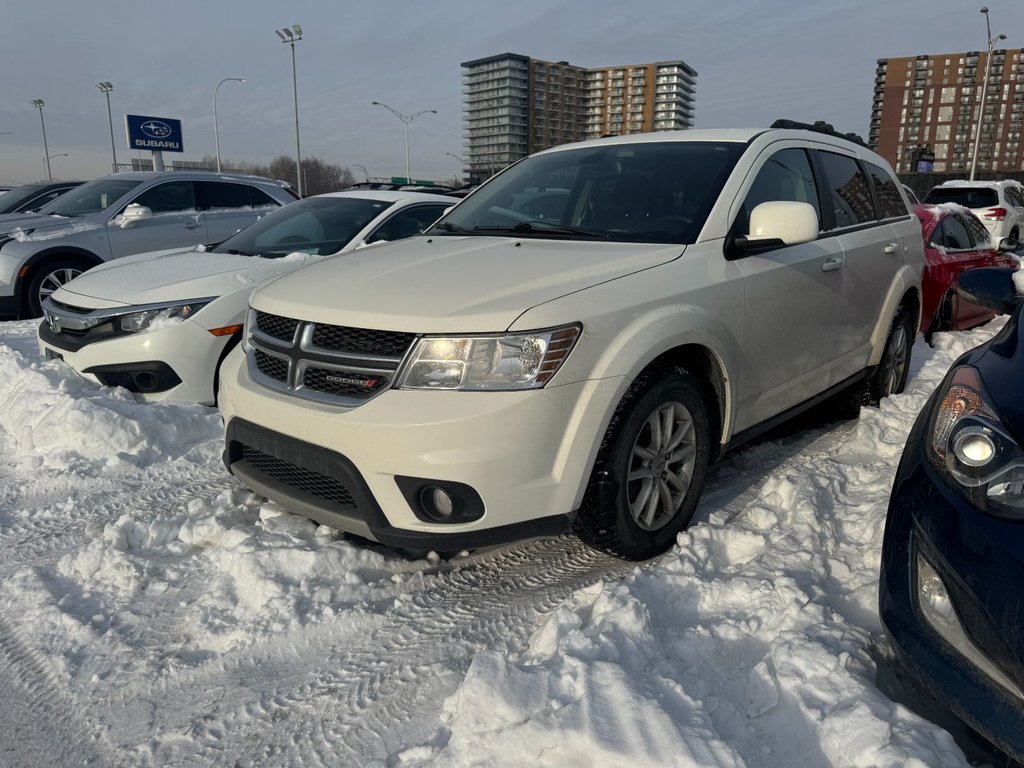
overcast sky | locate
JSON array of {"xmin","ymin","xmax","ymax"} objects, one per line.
[{"xmin": 1, "ymin": 0, "xmax": 1021, "ymax": 186}]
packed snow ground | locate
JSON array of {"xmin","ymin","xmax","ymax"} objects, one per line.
[{"xmin": 0, "ymin": 318, "xmax": 1007, "ymax": 767}]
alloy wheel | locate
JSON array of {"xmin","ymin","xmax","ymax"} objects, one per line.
[{"xmin": 627, "ymin": 401, "xmax": 697, "ymax": 531}]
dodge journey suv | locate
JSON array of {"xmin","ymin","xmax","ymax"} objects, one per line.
[
  {"xmin": 0, "ymin": 171, "xmax": 296, "ymax": 318},
  {"xmin": 219, "ymin": 121, "xmax": 924, "ymax": 560}
]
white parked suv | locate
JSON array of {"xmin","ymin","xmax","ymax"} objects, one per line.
[
  {"xmin": 923, "ymin": 179, "xmax": 1024, "ymax": 249},
  {"xmin": 219, "ymin": 121, "xmax": 924, "ymax": 560}
]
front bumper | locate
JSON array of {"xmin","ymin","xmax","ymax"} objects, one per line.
[
  {"xmin": 37, "ymin": 318, "xmax": 231, "ymax": 405},
  {"xmin": 218, "ymin": 345, "xmax": 627, "ymax": 547},
  {"xmin": 880, "ymin": 398, "xmax": 1024, "ymax": 761}
]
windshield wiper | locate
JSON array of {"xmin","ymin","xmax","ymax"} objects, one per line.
[
  {"xmin": 473, "ymin": 222, "xmax": 606, "ymax": 239},
  {"xmin": 430, "ymin": 221, "xmax": 472, "ymax": 234}
]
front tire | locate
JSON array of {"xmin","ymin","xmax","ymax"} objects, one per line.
[
  {"xmin": 574, "ymin": 368, "xmax": 711, "ymax": 560},
  {"xmin": 24, "ymin": 258, "xmax": 88, "ymax": 318}
]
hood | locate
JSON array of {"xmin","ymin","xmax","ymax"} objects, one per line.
[
  {"xmin": 0, "ymin": 212, "xmax": 77, "ymax": 238},
  {"xmin": 251, "ymin": 236, "xmax": 684, "ymax": 333},
  {"xmin": 53, "ymin": 249, "xmax": 325, "ymax": 308}
]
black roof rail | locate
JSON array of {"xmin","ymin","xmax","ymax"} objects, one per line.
[{"xmin": 770, "ymin": 119, "xmax": 866, "ymax": 147}]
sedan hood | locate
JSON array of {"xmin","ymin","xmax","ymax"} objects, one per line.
[
  {"xmin": 251, "ymin": 236, "xmax": 684, "ymax": 333},
  {"xmin": 53, "ymin": 249, "xmax": 325, "ymax": 308}
]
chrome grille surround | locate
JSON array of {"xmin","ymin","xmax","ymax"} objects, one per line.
[{"xmin": 247, "ymin": 309, "xmax": 417, "ymax": 406}]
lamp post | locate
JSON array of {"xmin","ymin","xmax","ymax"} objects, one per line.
[
  {"xmin": 96, "ymin": 82, "xmax": 118, "ymax": 173},
  {"xmin": 214, "ymin": 77, "xmax": 247, "ymax": 173},
  {"xmin": 969, "ymin": 6, "xmax": 1007, "ymax": 180},
  {"xmin": 352, "ymin": 163, "xmax": 369, "ymax": 182},
  {"xmin": 45, "ymin": 153, "xmax": 68, "ymax": 178},
  {"xmin": 31, "ymin": 99, "xmax": 51, "ymax": 181},
  {"xmin": 371, "ymin": 101, "xmax": 437, "ymax": 183},
  {"xmin": 275, "ymin": 24, "xmax": 304, "ymax": 196}
]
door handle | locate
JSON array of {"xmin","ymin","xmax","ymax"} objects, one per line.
[
  {"xmin": 883, "ymin": 242, "xmax": 899, "ymax": 254},
  {"xmin": 183, "ymin": 221, "xmax": 203, "ymax": 230},
  {"xmin": 821, "ymin": 257, "xmax": 844, "ymax": 272}
]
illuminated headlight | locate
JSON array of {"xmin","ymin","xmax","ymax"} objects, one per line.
[
  {"xmin": 116, "ymin": 300, "xmax": 211, "ymax": 334},
  {"xmin": 397, "ymin": 324, "xmax": 581, "ymax": 391},
  {"xmin": 928, "ymin": 365, "xmax": 1024, "ymax": 519}
]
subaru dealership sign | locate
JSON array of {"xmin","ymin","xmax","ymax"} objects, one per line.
[{"xmin": 125, "ymin": 114, "xmax": 183, "ymax": 152}]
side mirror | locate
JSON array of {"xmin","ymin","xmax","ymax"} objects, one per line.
[
  {"xmin": 957, "ymin": 267, "xmax": 1021, "ymax": 315},
  {"xmin": 117, "ymin": 203, "xmax": 153, "ymax": 229},
  {"xmin": 999, "ymin": 237, "xmax": 1020, "ymax": 253},
  {"xmin": 733, "ymin": 201, "xmax": 818, "ymax": 254}
]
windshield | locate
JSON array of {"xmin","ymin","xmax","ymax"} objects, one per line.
[
  {"xmin": 923, "ymin": 187, "xmax": 999, "ymax": 209},
  {"xmin": 39, "ymin": 178, "xmax": 143, "ymax": 217},
  {"xmin": 0, "ymin": 185, "xmax": 44, "ymax": 214},
  {"xmin": 212, "ymin": 196, "xmax": 395, "ymax": 257},
  {"xmin": 432, "ymin": 141, "xmax": 744, "ymax": 244}
]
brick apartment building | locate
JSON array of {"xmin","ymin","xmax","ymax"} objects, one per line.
[
  {"xmin": 869, "ymin": 48, "xmax": 1024, "ymax": 175},
  {"xmin": 461, "ymin": 53, "xmax": 697, "ymax": 183}
]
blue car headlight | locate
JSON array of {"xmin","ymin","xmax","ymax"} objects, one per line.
[{"xmin": 928, "ymin": 365, "xmax": 1024, "ymax": 519}]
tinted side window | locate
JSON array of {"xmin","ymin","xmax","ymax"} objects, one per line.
[
  {"xmin": 962, "ymin": 213, "xmax": 992, "ymax": 248},
  {"xmin": 937, "ymin": 216, "xmax": 972, "ymax": 250},
  {"xmin": 866, "ymin": 161, "xmax": 908, "ymax": 219},
  {"xmin": 131, "ymin": 181, "xmax": 196, "ymax": 213},
  {"xmin": 197, "ymin": 181, "xmax": 252, "ymax": 210},
  {"xmin": 247, "ymin": 186, "xmax": 279, "ymax": 206},
  {"xmin": 1006, "ymin": 186, "xmax": 1024, "ymax": 208},
  {"xmin": 367, "ymin": 204, "xmax": 449, "ymax": 243},
  {"xmin": 817, "ymin": 152, "xmax": 875, "ymax": 228},
  {"xmin": 736, "ymin": 148, "xmax": 821, "ymax": 236}
]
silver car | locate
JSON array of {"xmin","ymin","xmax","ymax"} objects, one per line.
[{"xmin": 0, "ymin": 171, "xmax": 297, "ymax": 318}]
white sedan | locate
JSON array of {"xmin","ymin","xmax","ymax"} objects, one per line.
[{"xmin": 37, "ymin": 190, "xmax": 454, "ymax": 405}]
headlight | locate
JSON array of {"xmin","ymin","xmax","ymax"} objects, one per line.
[
  {"xmin": 116, "ymin": 299, "xmax": 211, "ymax": 334},
  {"xmin": 927, "ymin": 365, "xmax": 1024, "ymax": 519},
  {"xmin": 396, "ymin": 324, "xmax": 581, "ymax": 391}
]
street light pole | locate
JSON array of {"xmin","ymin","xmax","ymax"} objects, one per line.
[
  {"xmin": 96, "ymin": 82, "xmax": 117, "ymax": 173},
  {"xmin": 371, "ymin": 101, "xmax": 437, "ymax": 183},
  {"xmin": 969, "ymin": 6, "xmax": 1007, "ymax": 181},
  {"xmin": 352, "ymin": 164, "xmax": 369, "ymax": 182},
  {"xmin": 31, "ymin": 99, "xmax": 51, "ymax": 181},
  {"xmin": 214, "ymin": 77, "xmax": 246, "ymax": 173},
  {"xmin": 275, "ymin": 25, "xmax": 304, "ymax": 196}
]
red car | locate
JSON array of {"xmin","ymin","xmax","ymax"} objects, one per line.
[{"xmin": 914, "ymin": 203, "xmax": 1017, "ymax": 339}]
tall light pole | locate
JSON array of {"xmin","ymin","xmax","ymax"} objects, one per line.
[
  {"xmin": 96, "ymin": 82, "xmax": 117, "ymax": 173},
  {"xmin": 969, "ymin": 6, "xmax": 1007, "ymax": 181},
  {"xmin": 275, "ymin": 24, "xmax": 304, "ymax": 196},
  {"xmin": 352, "ymin": 163, "xmax": 369, "ymax": 182},
  {"xmin": 371, "ymin": 101, "xmax": 437, "ymax": 183},
  {"xmin": 214, "ymin": 77, "xmax": 247, "ymax": 173},
  {"xmin": 31, "ymin": 99, "xmax": 51, "ymax": 181}
]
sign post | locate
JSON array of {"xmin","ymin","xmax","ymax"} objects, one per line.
[{"xmin": 124, "ymin": 114, "xmax": 184, "ymax": 171}]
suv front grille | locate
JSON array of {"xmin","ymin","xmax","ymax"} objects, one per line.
[
  {"xmin": 247, "ymin": 310, "xmax": 417, "ymax": 406},
  {"xmin": 241, "ymin": 444, "xmax": 356, "ymax": 507}
]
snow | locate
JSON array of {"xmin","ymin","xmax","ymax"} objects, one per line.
[{"xmin": 0, "ymin": 317, "xmax": 1009, "ymax": 766}]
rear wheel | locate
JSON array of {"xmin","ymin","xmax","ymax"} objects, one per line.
[
  {"xmin": 835, "ymin": 307, "xmax": 914, "ymax": 417},
  {"xmin": 573, "ymin": 368, "xmax": 711, "ymax": 560},
  {"xmin": 25, "ymin": 258, "xmax": 88, "ymax": 317}
]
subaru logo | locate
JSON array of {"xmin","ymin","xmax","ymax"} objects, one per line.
[
  {"xmin": 45, "ymin": 312, "xmax": 61, "ymax": 334},
  {"xmin": 140, "ymin": 120, "xmax": 172, "ymax": 138}
]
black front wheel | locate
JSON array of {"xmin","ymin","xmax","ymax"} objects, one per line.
[
  {"xmin": 574, "ymin": 368, "xmax": 711, "ymax": 560},
  {"xmin": 25, "ymin": 259, "xmax": 87, "ymax": 318}
]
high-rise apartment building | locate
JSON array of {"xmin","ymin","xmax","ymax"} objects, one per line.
[
  {"xmin": 462, "ymin": 53, "xmax": 696, "ymax": 183},
  {"xmin": 870, "ymin": 48, "xmax": 1024, "ymax": 175}
]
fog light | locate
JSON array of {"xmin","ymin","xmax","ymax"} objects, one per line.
[
  {"xmin": 953, "ymin": 429, "xmax": 996, "ymax": 467},
  {"xmin": 430, "ymin": 487, "xmax": 454, "ymax": 518},
  {"xmin": 918, "ymin": 556, "xmax": 955, "ymax": 623}
]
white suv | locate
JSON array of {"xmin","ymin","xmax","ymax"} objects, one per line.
[
  {"xmin": 218, "ymin": 122, "xmax": 924, "ymax": 560},
  {"xmin": 923, "ymin": 179, "xmax": 1024, "ymax": 249}
]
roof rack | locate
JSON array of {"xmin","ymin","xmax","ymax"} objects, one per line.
[{"xmin": 770, "ymin": 119, "xmax": 866, "ymax": 147}]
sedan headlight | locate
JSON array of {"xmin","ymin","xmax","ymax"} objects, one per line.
[
  {"xmin": 396, "ymin": 324, "xmax": 581, "ymax": 391},
  {"xmin": 116, "ymin": 299, "xmax": 211, "ymax": 334},
  {"xmin": 928, "ymin": 365, "xmax": 1024, "ymax": 519}
]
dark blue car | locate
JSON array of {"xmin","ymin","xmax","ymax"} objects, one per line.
[{"xmin": 880, "ymin": 266, "xmax": 1024, "ymax": 760}]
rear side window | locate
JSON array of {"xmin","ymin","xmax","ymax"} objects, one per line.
[
  {"xmin": 367, "ymin": 204, "xmax": 449, "ymax": 243},
  {"xmin": 936, "ymin": 216, "xmax": 972, "ymax": 250},
  {"xmin": 865, "ymin": 162, "xmax": 908, "ymax": 219},
  {"xmin": 735, "ymin": 148, "xmax": 821, "ymax": 236},
  {"xmin": 817, "ymin": 152, "xmax": 875, "ymax": 228},
  {"xmin": 923, "ymin": 186, "xmax": 999, "ymax": 208},
  {"xmin": 196, "ymin": 181, "xmax": 279, "ymax": 210},
  {"xmin": 962, "ymin": 213, "xmax": 992, "ymax": 248},
  {"xmin": 1005, "ymin": 186, "xmax": 1024, "ymax": 208}
]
